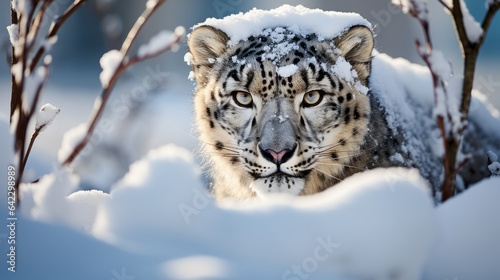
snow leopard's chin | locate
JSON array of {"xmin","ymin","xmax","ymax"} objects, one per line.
[{"xmin": 249, "ymin": 176, "xmax": 305, "ymax": 197}]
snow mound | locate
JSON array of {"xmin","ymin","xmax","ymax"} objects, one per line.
[
  {"xmin": 197, "ymin": 5, "xmax": 371, "ymax": 46},
  {"xmin": 91, "ymin": 142, "xmax": 436, "ymax": 280},
  {"xmin": 424, "ymin": 177, "xmax": 500, "ymax": 279}
]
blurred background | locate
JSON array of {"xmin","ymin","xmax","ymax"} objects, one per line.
[{"xmin": 1, "ymin": 0, "xmax": 499, "ymax": 188}]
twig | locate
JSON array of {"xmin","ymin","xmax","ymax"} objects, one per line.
[
  {"xmin": 62, "ymin": 0, "xmax": 184, "ymax": 166},
  {"xmin": 15, "ymin": 59, "xmax": 50, "ymax": 203},
  {"xmin": 23, "ymin": 129, "xmax": 41, "ymax": 169},
  {"xmin": 436, "ymin": 0, "xmax": 452, "ymax": 12},
  {"xmin": 29, "ymin": 0, "xmax": 87, "ymax": 73},
  {"xmin": 10, "ymin": 6, "xmax": 18, "ymax": 122}
]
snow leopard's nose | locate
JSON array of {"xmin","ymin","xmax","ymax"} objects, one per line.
[{"xmin": 259, "ymin": 146, "xmax": 296, "ymax": 165}]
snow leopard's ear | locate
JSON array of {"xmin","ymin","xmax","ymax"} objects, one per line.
[
  {"xmin": 335, "ymin": 26, "xmax": 374, "ymax": 84},
  {"xmin": 188, "ymin": 25, "xmax": 229, "ymax": 83}
]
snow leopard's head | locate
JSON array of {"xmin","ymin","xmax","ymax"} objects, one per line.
[{"xmin": 188, "ymin": 25, "xmax": 374, "ymax": 200}]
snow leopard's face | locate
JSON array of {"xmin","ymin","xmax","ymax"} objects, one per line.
[{"xmin": 188, "ymin": 26, "xmax": 374, "ymax": 200}]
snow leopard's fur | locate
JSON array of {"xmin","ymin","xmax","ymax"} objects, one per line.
[{"xmin": 187, "ymin": 25, "xmax": 497, "ymax": 200}]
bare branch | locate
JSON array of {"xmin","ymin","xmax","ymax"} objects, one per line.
[
  {"xmin": 480, "ymin": 1, "xmax": 500, "ymax": 45},
  {"xmin": 62, "ymin": 0, "xmax": 176, "ymax": 166},
  {"xmin": 29, "ymin": 0, "xmax": 87, "ymax": 73},
  {"xmin": 436, "ymin": 0, "xmax": 452, "ymax": 12},
  {"xmin": 450, "ymin": 0, "xmax": 470, "ymax": 51}
]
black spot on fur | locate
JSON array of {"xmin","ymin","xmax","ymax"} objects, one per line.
[
  {"xmin": 206, "ymin": 107, "xmax": 211, "ymax": 117},
  {"xmin": 300, "ymin": 69, "xmax": 309, "ymax": 88},
  {"xmin": 293, "ymin": 58, "xmax": 300, "ymax": 65},
  {"xmin": 294, "ymin": 51, "xmax": 304, "ymax": 58},
  {"xmin": 339, "ymin": 139, "xmax": 346, "ymax": 145},
  {"xmin": 228, "ymin": 70, "xmax": 240, "ymax": 82},
  {"xmin": 300, "ymin": 117, "xmax": 306, "ymax": 127},
  {"xmin": 331, "ymin": 152, "xmax": 338, "ymax": 160},
  {"xmin": 346, "ymin": 93, "xmax": 353, "ymax": 101},
  {"xmin": 344, "ymin": 114, "xmax": 350, "ymax": 124},
  {"xmin": 309, "ymin": 63, "xmax": 316, "ymax": 74},
  {"xmin": 353, "ymin": 106, "xmax": 360, "ymax": 120},
  {"xmin": 230, "ymin": 157, "xmax": 239, "ymax": 164},
  {"xmin": 338, "ymin": 96, "xmax": 344, "ymax": 103},
  {"xmin": 316, "ymin": 69, "xmax": 326, "ymax": 82},
  {"xmin": 215, "ymin": 142, "xmax": 224, "ymax": 150},
  {"xmin": 209, "ymin": 121, "xmax": 215, "ymax": 128},
  {"xmin": 245, "ymin": 70, "xmax": 254, "ymax": 88}
]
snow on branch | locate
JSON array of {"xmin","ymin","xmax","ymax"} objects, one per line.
[
  {"xmin": 35, "ymin": 103, "xmax": 60, "ymax": 132},
  {"xmin": 137, "ymin": 26, "xmax": 185, "ymax": 58},
  {"xmin": 62, "ymin": 0, "xmax": 185, "ymax": 166},
  {"xmin": 396, "ymin": 0, "xmax": 499, "ymax": 201},
  {"xmin": 9, "ymin": 0, "xmax": 86, "ymax": 204},
  {"xmin": 392, "ymin": 0, "xmax": 429, "ymax": 20}
]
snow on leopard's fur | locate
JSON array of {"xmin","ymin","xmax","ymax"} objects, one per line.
[{"xmin": 187, "ymin": 25, "xmax": 498, "ymax": 200}]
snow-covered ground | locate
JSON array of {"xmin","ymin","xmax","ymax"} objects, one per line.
[{"xmin": 1, "ymin": 4, "xmax": 500, "ymax": 280}]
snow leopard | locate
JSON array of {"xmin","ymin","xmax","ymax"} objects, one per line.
[{"xmin": 187, "ymin": 24, "xmax": 499, "ymax": 201}]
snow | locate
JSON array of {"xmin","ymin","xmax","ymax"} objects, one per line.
[
  {"xmin": 489, "ymin": 162, "xmax": 500, "ymax": 175},
  {"xmin": 423, "ymin": 177, "xmax": 500, "ymax": 279},
  {"xmin": 191, "ymin": 6, "xmax": 371, "ymax": 93},
  {"xmin": 6, "ymin": 24, "xmax": 18, "ymax": 45},
  {"xmin": 276, "ymin": 64, "xmax": 298, "ymax": 77},
  {"xmin": 441, "ymin": 0, "xmax": 483, "ymax": 42},
  {"xmin": 330, "ymin": 56, "xmax": 368, "ymax": 94},
  {"xmin": 2, "ymin": 4, "xmax": 500, "ymax": 280},
  {"xmin": 146, "ymin": 0, "xmax": 159, "ymax": 9},
  {"xmin": 35, "ymin": 103, "xmax": 60, "ymax": 131},
  {"xmin": 197, "ymin": 5, "xmax": 371, "ymax": 46},
  {"xmin": 137, "ymin": 26, "xmax": 185, "ymax": 58},
  {"xmin": 331, "ymin": 57, "xmax": 356, "ymax": 82},
  {"xmin": 183, "ymin": 52, "xmax": 193, "ymax": 65},
  {"xmin": 392, "ymin": 0, "xmax": 429, "ymax": 20},
  {"xmin": 459, "ymin": 0, "xmax": 483, "ymax": 42},
  {"xmin": 10, "ymin": 141, "xmax": 440, "ymax": 279},
  {"xmin": 99, "ymin": 49, "xmax": 124, "ymax": 88},
  {"xmin": 488, "ymin": 150, "xmax": 499, "ymax": 162}
]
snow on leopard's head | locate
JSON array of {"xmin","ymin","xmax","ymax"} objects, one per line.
[{"xmin": 187, "ymin": 5, "xmax": 374, "ymax": 200}]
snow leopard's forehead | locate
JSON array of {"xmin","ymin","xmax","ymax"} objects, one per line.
[
  {"xmin": 214, "ymin": 27, "xmax": 369, "ymax": 98},
  {"xmin": 230, "ymin": 27, "xmax": 336, "ymax": 66}
]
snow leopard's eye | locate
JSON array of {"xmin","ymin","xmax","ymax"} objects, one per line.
[
  {"xmin": 302, "ymin": 90, "xmax": 324, "ymax": 107},
  {"xmin": 232, "ymin": 91, "xmax": 253, "ymax": 108}
]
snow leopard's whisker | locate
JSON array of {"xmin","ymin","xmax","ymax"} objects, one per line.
[
  {"xmin": 313, "ymin": 167, "xmax": 343, "ymax": 182},
  {"xmin": 203, "ymin": 142, "xmax": 244, "ymax": 153},
  {"xmin": 316, "ymin": 160, "xmax": 366, "ymax": 171}
]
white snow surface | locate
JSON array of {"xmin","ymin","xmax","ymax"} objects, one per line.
[
  {"xmin": 197, "ymin": 5, "xmax": 371, "ymax": 46},
  {"xmin": 423, "ymin": 177, "xmax": 500, "ymax": 279},
  {"xmin": 9, "ymin": 143, "xmax": 440, "ymax": 280},
  {"xmin": 35, "ymin": 103, "xmax": 60, "ymax": 131}
]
